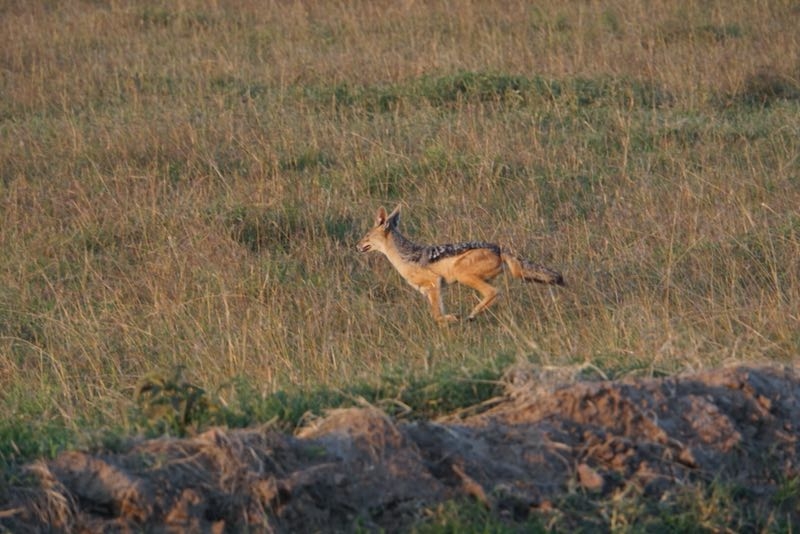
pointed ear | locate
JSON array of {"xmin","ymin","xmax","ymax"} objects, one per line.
[
  {"xmin": 374, "ymin": 206, "xmax": 388, "ymax": 226},
  {"xmin": 384, "ymin": 204, "xmax": 401, "ymax": 230}
]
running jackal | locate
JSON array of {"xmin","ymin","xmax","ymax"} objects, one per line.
[{"xmin": 357, "ymin": 205, "xmax": 564, "ymax": 323}]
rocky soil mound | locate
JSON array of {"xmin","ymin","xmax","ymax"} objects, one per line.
[{"xmin": 2, "ymin": 365, "xmax": 798, "ymax": 532}]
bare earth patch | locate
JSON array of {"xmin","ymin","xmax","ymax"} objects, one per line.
[{"xmin": 3, "ymin": 365, "xmax": 799, "ymax": 532}]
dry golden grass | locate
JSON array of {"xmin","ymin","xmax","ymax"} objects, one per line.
[{"xmin": 0, "ymin": 0, "xmax": 798, "ymax": 453}]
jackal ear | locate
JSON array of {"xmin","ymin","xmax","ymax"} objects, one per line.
[
  {"xmin": 384, "ymin": 205, "xmax": 401, "ymax": 230},
  {"xmin": 375, "ymin": 206, "xmax": 388, "ymax": 227}
]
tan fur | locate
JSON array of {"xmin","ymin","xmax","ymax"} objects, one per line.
[{"xmin": 357, "ymin": 205, "xmax": 564, "ymax": 323}]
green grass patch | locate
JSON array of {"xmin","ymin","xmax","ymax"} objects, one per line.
[
  {"xmin": 413, "ymin": 499, "xmax": 546, "ymax": 533},
  {"xmin": 0, "ymin": 355, "xmax": 510, "ymax": 467},
  {"xmin": 220, "ymin": 354, "xmax": 511, "ymax": 431},
  {"xmin": 0, "ymin": 417, "xmax": 76, "ymax": 471},
  {"xmin": 299, "ymin": 71, "xmax": 670, "ymax": 114}
]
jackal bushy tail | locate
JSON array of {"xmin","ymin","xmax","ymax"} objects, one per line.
[{"xmin": 501, "ymin": 252, "xmax": 565, "ymax": 286}]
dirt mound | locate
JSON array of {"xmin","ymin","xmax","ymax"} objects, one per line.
[{"xmin": 3, "ymin": 365, "xmax": 799, "ymax": 532}]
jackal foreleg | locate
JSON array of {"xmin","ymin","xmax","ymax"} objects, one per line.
[{"xmin": 421, "ymin": 278, "xmax": 457, "ymax": 323}]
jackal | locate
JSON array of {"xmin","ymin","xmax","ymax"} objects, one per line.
[{"xmin": 357, "ymin": 205, "xmax": 564, "ymax": 323}]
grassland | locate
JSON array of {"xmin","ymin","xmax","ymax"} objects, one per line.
[{"xmin": 0, "ymin": 0, "xmax": 798, "ymax": 528}]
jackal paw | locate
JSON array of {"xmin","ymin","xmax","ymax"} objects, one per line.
[{"xmin": 437, "ymin": 314, "xmax": 459, "ymax": 324}]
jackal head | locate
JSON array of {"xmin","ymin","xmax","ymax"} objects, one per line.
[{"xmin": 356, "ymin": 205, "xmax": 401, "ymax": 254}]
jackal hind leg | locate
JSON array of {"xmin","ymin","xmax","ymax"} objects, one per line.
[
  {"xmin": 459, "ymin": 276, "xmax": 500, "ymax": 320},
  {"xmin": 422, "ymin": 279, "xmax": 457, "ymax": 323}
]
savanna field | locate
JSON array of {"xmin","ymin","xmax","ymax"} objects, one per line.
[{"xmin": 1, "ymin": 0, "xmax": 799, "ymax": 530}]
